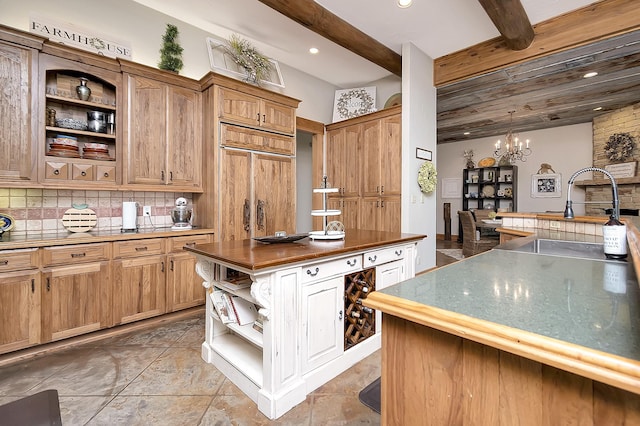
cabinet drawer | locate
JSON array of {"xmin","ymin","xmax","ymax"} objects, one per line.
[
  {"xmin": 220, "ymin": 124, "xmax": 295, "ymax": 155},
  {"xmin": 0, "ymin": 248, "xmax": 39, "ymax": 272},
  {"xmin": 301, "ymin": 255, "xmax": 362, "ymax": 284},
  {"xmin": 42, "ymin": 243, "xmax": 110, "ymax": 266},
  {"xmin": 113, "ymin": 238, "xmax": 165, "ymax": 258},
  {"xmin": 71, "ymin": 163, "xmax": 94, "ymax": 181},
  {"xmin": 363, "ymin": 246, "xmax": 406, "ymax": 268},
  {"xmin": 167, "ymin": 234, "xmax": 213, "ymax": 253},
  {"xmin": 44, "ymin": 161, "xmax": 70, "ymax": 180},
  {"xmin": 96, "ymin": 165, "xmax": 116, "ymax": 182}
]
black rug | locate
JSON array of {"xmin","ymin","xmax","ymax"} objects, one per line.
[{"xmin": 358, "ymin": 377, "xmax": 381, "ymax": 414}]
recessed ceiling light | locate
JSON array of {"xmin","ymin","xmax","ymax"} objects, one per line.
[
  {"xmin": 593, "ymin": 106, "xmax": 603, "ymax": 111},
  {"xmin": 397, "ymin": 0, "xmax": 412, "ymax": 8},
  {"xmin": 309, "ymin": 47, "xmax": 319, "ymax": 55},
  {"xmin": 463, "ymin": 132, "xmax": 470, "ymax": 136},
  {"xmin": 583, "ymin": 71, "xmax": 598, "ymax": 78}
]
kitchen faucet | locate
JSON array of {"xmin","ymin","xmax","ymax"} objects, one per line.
[{"xmin": 564, "ymin": 167, "xmax": 620, "ymax": 220}]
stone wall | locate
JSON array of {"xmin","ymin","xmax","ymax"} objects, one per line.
[{"xmin": 586, "ymin": 102, "xmax": 640, "ymax": 215}]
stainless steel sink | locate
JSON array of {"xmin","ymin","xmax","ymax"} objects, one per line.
[{"xmin": 495, "ymin": 236, "xmax": 613, "ymax": 261}]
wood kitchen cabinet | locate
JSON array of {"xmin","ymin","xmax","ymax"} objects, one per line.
[
  {"xmin": 40, "ymin": 243, "xmax": 112, "ymax": 342},
  {"xmin": 301, "ymin": 275, "xmax": 344, "ymax": 374},
  {"xmin": 38, "ymin": 53, "xmax": 122, "ymax": 189},
  {"xmin": 0, "ymin": 249, "xmax": 41, "ymax": 354},
  {"xmin": 112, "ymin": 239, "xmax": 166, "ymax": 325},
  {"xmin": 218, "ymin": 147, "xmax": 295, "ymax": 240},
  {"xmin": 362, "ymin": 114, "xmax": 402, "ymax": 197},
  {"xmin": 121, "ymin": 63, "xmax": 202, "ymax": 191},
  {"xmin": 166, "ymin": 234, "xmax": 212, "ymax": 312},
  {"xmin": 0, "ymin": 36, "xmax": 40, "ymax": 185},
  {"xmin": 325, "ymin": 106, "xmax": 402, "ymax": 232},
  {"xmin": 217, "ymin": 86, "xmax": 295, "ymax": 135}
]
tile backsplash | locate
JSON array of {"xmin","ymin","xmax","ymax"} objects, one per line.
[{"xmin": 0, "ymin": 188, "xmax": 193, "ymax": 233}]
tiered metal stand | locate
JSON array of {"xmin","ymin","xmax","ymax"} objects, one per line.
[{"xmin": 309, "ymin": 176, "xmax": 345, "ymax": 240}]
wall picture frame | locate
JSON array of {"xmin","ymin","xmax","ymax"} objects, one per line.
[
  {"xmin": 332, "ymin": 86, "xmax": 376, "ymax": 122},
  {"xmin": 206, "ymin": 37, "xmax": 285, "ymax": 88},
  {"xmin": 531, "ymin": 173, "xmax": 562, "ymax": 198}
]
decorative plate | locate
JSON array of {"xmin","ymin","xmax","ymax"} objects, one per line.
[
  {"xmin": 253, "ymin": 233, "xmax": 309, "ymax": 244},
  {"xmin": 478, "ymin": 157, "xmax": 496, "ymax": 168},
  {"xmin": 481, "ymin": 186, "xmax": 495, "ymax": 197},
  {"xmin": 62, "ymin": 204, "xmax": 97, "ymax": 233},
  {"xmin": 383, "ymin": 93, "xmax": 402, "ymax": 109},
  {"xmin": 0, "ymin": 213, "xmax": 15, "ymax": 233}
]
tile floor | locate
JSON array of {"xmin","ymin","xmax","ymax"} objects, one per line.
[{"xmin": 0, "ymin": 312, "xmax": 382, "ymax": 425}]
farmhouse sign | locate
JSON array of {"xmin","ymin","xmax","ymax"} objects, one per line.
[{"xmin": 30, "ymin": 15, "xmax": 132, "ymax": 59}]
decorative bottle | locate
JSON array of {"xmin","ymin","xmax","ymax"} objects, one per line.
[
  {"xmin": 603, "ymin": 215, "xmax": 627, "ymax": 260},
  {"xmin": 76, "ymin": 77, "xmax": 91, "ymax": 101}
]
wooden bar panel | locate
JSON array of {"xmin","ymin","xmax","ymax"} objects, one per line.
[{"xmin": 381, "ymin": 313, "xmax": 640, "ymax": 425}]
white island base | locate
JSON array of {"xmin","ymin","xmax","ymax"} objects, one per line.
[{"xmin": 187, "ymin": 231, "xmax": 423, "ymax": 419}]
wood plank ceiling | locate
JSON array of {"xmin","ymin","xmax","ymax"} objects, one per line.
[{"xmin": 259, "ymin": 0, "xmax": 640, "ymax": 145}]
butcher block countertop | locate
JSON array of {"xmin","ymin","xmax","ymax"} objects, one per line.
[{"xmin": 184, "ymin": 229, "xmax": 425, "ymax": 271}]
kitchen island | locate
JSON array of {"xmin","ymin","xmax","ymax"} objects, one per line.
[
  {"xmin": 365, "ymin": 242, "xmax": 640, "ymax": 425},
  {"xmin": 185, "ymin": 229, "xmax": 425, "ymax": 419}
]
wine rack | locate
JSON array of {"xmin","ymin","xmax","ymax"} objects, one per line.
[{"xmin": 344, "ymin": 268, "xmax": 376, "ymax": 349}]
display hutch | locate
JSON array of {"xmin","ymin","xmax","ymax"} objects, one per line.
[{"xmin": 460, "ymin": 165, "xmax": 518, "ymax": 241}]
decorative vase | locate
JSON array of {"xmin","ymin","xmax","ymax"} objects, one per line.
[{"xmin": 76, "ymin": 78, "xmax": 91, "ymax": 101}]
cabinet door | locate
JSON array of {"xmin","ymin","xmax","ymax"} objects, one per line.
[
  {"xmin": 359, "ymin": 198, "xmax": 379, "ymax": 232},
  {"xmin": 41, "ymin": 262, "xmax": 110, "ymax": 342},
  {"xmin": 326, "ymin": 128, "xmax": 345, "ymax": 195},
  {"xmin": 126, "ymin": 74, "xmax": 167, "ymax": 185},
  {"xmin": 361, "ymin": 119, "xmax": 381, "ymax": 197},
  {"xmin": 113, "ymin": 255, "xmax": 166, "ymax": 325},
  {"xmin": 261, "ymin": 98, "xmax": 295, "ymax": 134},
  {"xmin": 219, "ymin": 148, "xmax": 251, "ymax": 241},
  {"xmin": 167, "ymin": 85, "xmax": 202, "ymax": 188},
  {"xmin": 379, "ymin": 196, "xmax": 401, "ymax": 233},
  {"xmin": 253, "ymin": 152, "xmax": 295, "ymax": 237},
  {"xmin": 301, "ymin": 276, "xmax": 344, "ymax": 373},
  {"xmin": 374, "ymin": 259, "xmax": 404, "ymax": 331},
  {"xmin": 380, "ymin": 114, "xmax": 402, "ymax": 196},
  {"xmin": 166, "ymin": 251, "xmax": 205, "ymax": 312},
  {"xmin": 326, "ymin": 126, "xmax": 360, "ymax": 198},
  {"xmin": 0, "ymin": 270, "xmax": 40, "ymax": 354},
  {"xmin": 0, "ymin": 41, "xmax": 37, "ymax": 182},
  {"xmin": 217, "ymin": 87, "xmax": 261, "ymax": 128}
]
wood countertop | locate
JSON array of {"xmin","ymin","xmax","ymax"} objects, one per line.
[{"xmin": 185, "ymin": 229, "xmax": 425, "ymax": 271}]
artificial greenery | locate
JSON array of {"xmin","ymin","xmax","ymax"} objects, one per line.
[
  {"xmin": 417, "ymin": 161, "xmax": 437, "ymax": 194},
  {"xmin": 223, "ymin": 34, "xmax": 272, "ymax": 85},
  {"xmin": 158, "ymin": 24, "xmax": 184, "ymax": 73},
  {"xmin": 605, "ymin": 132, "xmax": 636, "ymax": 162}
]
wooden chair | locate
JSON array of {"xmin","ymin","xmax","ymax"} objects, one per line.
[{"xmin": 458, "ymin": 210, "xmax": 499, "ymax": 257}]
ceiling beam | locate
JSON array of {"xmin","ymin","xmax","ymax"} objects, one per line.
[
  {"xmin": 477, "ymin": 0, "xmax": 534, "ymax": 50},
  {"xmin": 435, "ymin": 0, "xmax": 640, "ymax": 87},
  {"xmin": 256, "ymin": 0, "xmax": 402, "ymax": 77}
]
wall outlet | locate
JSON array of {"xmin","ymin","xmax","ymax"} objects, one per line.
[
  {"xmin": 550, "ymin": 220, "xmax": 561, "ymax": 229},
  {"xmin": 143, "ymin": 206, "xmax": 152, "ymax": 216}
]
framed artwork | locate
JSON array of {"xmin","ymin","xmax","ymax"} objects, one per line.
[
  {"xmin": 441, "ymin": 178, "xmax": 461, "ymax": 198},
  {"xmin": 531, "ymin": 173, "xmax": 562, "ymax": 198},
  {"xmin": 416, "ymin": 148, "xmax": 432, "ymax": 161},
  {"xmin": 332, "ymin": 86, "xmax": 376, "ymax": 122},
  {"xmin": 206, "ymin": 37, "xmax": 285, "ymax": 88}
]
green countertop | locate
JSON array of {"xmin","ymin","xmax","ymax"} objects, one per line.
[{"xmin": 378, "ymin": 249, "xmax": 640, "ymax": 362}]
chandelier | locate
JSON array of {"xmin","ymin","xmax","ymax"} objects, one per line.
[{"xmin": 493, "ymin": 111, "xmax": 532, "ymax": 164}]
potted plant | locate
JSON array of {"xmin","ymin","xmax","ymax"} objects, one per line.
[{"xmin": 158, "ymin": 24, "xmax": 184, "ymax": 73}]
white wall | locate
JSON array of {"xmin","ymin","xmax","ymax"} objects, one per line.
[
  {"xmin": 402, "ymin": 43, "xmax": 437, "ymax": 272},
  {"xmin": 296, "ymin": 131, "xmax": 313, "ymax": 232},
  {"xmin": 0, "ymin": 0, "xmax": 339, "ymax": 124},
  {"xmin": 436, "ymin": 123, "xmax": 593, "ymax": 237}
]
